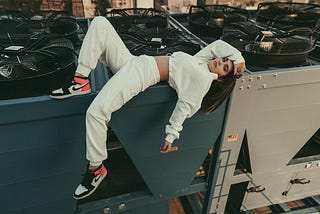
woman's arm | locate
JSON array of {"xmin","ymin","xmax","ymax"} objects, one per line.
[
  {"xmin": 194, "ymin": 40, "xmax": 245, "ymax": 65},
  {"xmin": 164, "ymin": 99, "xmax": 199, "ymax": 144},
  {"xmin": 161, "ymin": 100, "xmax": 193, "ymax": 153},
  {"xmin": 161, "ymin": 99, "xmax": 200, "ymax": 153}
]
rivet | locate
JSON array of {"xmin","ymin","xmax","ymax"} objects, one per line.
[
  {"xmin": 239, "ymin": 87, "xmax": 244, "ymax": 90},
  {"xmin": 104, "ymin": 207, "xmax": 111, "ymax": 214},
  {"xmin": 247, "ymin": 85, "xmax": 251, "ymax": 89},
  {"xmin": 273, "ymin": 73, "xmax": 278, "ymax": 78},
  {"xmin": 262, "ymin": 84, "xmax": 267, "ymax": 88},
  {"xmin": 249, "ymin": 77, "xmax": 253, "ymax": 82},
  {"xmin": 118, "ymin": 203, "xmax": 126, "ymax": 210},
  {"xmin": 257, "ymin": 76, "xmax": 262, "ymax": 80},
  {"xmin": 241, "ymin": 79, "xmax": 245, "ymax": 83},
  {"xmin": 305, "ymin": 163, "xmax": 312, "ymax": 168}
]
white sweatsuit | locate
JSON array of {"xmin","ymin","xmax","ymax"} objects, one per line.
[{"xmin": 77, "ymin": 16, "xmax": 244, "ymax": 166}]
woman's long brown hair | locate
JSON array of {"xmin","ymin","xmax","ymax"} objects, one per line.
[{"xmin": 201, "ymin": 65, "xmax": 237, "ymax": 114}]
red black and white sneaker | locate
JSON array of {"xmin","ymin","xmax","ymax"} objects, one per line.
[
  {"xmin": 50, "ymin": 76, "xmax": 91, "ymax": 99},
  {"xmin": 73, "ymin": 164, "xmax": 107, "ymax": 200}
]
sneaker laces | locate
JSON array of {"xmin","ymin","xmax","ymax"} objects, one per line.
[
  {"xmin": 73, "ymin": 76, "xmax": 89, "ymax": 84},
  {"xmin": 81, "ymin": 170, "xmax": 95, "ymax": 186},
  {"xmin": 64, "ymin": 77, "xmax": 88, "ymax": 90},
  {"xmin": 80, "ymin": 164, "xmax": 102, "ymax": 186},
  {"xmin": 71, "ymin": 80, "xmax": 85, "ymax": 86}
]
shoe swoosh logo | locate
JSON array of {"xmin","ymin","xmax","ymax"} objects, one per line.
[
  {"xmin": 93, "ymin": 174, "xmax": 101, "ymax": 183},
  {"xmin": 72, "ymin": 82, "xmax": 88, "ymax": 91}
]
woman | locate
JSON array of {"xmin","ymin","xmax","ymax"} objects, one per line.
[{"xmin": 51, "ymin": 16, "xmax": 246, "ymax": 200}]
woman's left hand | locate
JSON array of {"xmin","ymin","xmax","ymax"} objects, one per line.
[
  {"xmin": 160, "ymin": 141, "xmax": 172, "ymax": 153},
  {"xmin": 234, "ymin": 62, "xmax": 246, "ymax": 75}
]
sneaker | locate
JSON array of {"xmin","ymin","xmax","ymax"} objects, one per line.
[
  {"xmin": 50, "ymin": 76, "xmax": 91, "ymax": 99},
  {"xmin": 73, "ymin": 164, "xmax": 107, "ymax": 200}
]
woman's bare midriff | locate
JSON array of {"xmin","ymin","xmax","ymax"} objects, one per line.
[{"xmin": 154, "ymin": 56, "xmax": 170, "ymax": 81}]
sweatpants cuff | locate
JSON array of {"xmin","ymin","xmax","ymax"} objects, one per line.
[
  {"xmin": 89, "ymin": 161, "xmax": 103, "ymax": 167},
  {"xmin": 75, "ymin": 64, "xmax": 92, "ymax": 77}
]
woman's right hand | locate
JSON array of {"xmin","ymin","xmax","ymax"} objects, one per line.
[
  {"xmin": 234, "ymin": 62, "xmax": 246, "ymax": 75},
  {"xmin": 160, "ymin": 141, "xmax": 172, "ymax": 153}
]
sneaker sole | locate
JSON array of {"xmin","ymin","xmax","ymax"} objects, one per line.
[
  {"xmin": 50, "ymin": 89, "xmax": 91, "ymax": 100},
  {"xmin": 73, "ymin": 170, "xmax": 107, "ymax": 200}
]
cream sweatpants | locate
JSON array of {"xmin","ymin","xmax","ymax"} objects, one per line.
[{"xmin": 76, "ymin": 16, "xmax": 160, "ymax": 166}]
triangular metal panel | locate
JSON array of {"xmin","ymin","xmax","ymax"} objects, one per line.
[
  {"xmin": 110, "ymin": 86, "xmax": 226, "ymax": 198},
  {"xmin": 288, "ymin": 128, "xmax": 320, "ymax": 165},
  {"xmin": 234, "ymin": 131, "xmax": 252, "ymax": 175}
]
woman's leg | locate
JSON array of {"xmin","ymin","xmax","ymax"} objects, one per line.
[
  {"xmin": 51, "ymin": 16, "xmax": 133, "ymax": 99},
  {"xmin": 74, "ymin": 18, "xmax": 163, "ymax": 200},
  {"xmin": 85, "ymin": 55, "xmax": 160, "ymax": 166},
  {"xmin": 74, "ymin": 55, "xmax": 160, "ymax": 200},
  {"xmin": 76, "ymin": 16, "xmax": 134, "ymax": 77}
]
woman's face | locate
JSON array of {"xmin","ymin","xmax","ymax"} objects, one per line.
[{"xmin": 208, "ymin": 57, "xmax": 233, "ymax": 78}]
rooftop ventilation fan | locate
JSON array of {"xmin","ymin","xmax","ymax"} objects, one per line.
[
  {"xmin": 105, "ymin": 8, "xmax": 200, "ymax": 56},
  {"xmin": 119, "ymin": 27, "xmax": 201, "ymax": 56},
  {"xmin": 0, "ymin": 10, "xmax": 80, "ymax": 46},
  {"xmin": 256, "ymin": 2, "xmax": 320, "ymax": 30},
  {"xmin": 106, "ymin": 8, "xmax": 168, "ymax": 33},
  {"xmin": 221, "ymin": 21, "xmax": 317, "ymax": 66},
  {"xmin": 0, "ymin": 33, "xmax": 76, "ymax": 100},
  {"xmin": 187, "ymin": 5, "xmax": 249, "ymax": 38}
]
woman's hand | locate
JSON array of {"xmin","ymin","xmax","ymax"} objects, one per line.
[
  {"xmin": 160, "ymin": 141, "xmax": 172, "ymax": 153},
  {"xmin": 234, "ymin": 62, "xmax": 246, "ymax": 75}
]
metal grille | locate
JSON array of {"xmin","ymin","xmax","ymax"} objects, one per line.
[
  {"xmin": 187, "ymin": 5, "xmax": 249, "ymax": 38},
  {"xmin": 0, "ymin": 10, "xmax": 79, "ymax": 45},
  {"xmin": 0, "ymin": 33, "xmax": 76, "ymax": 99},
  {"xmin": 106, "ymin": 8, "xmax": 201, "ymax": 56},
  {"xmin": 256, "ymin": 2, "xmax": 320, "ymax": 30},
  {"xmin": 106, "ymin": 8, "xmax": 168, "ymax": 33},
  {"xmin": 222, "ymin": 21, "xmax": 317, "ymax": 66}
]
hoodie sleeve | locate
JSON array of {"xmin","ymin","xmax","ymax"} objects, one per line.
[
  {"xmin": 165, "ymin": 99, "xmax": 200, "ymax": 144},
  {"xmin": 194, "ymin": 39, "xmax": 245, "ymax": 64}
]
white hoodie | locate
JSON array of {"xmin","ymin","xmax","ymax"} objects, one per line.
[{"xmin": 165, "ymin": 40, "xmax": 245, "ymax": 143}]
